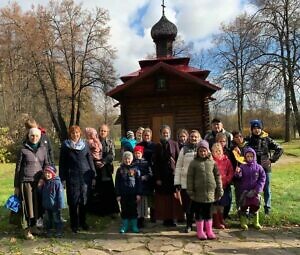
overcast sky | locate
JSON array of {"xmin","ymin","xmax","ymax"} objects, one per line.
[{"xmin": 0, "ymin": 0, "xmax": 255, "ymax": 83}]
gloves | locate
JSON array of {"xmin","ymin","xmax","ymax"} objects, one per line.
[{"xmin": 246, "ymin": 189, "xmax": 257, "ymax": 198}]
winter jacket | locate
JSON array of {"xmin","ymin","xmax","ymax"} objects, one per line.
[
  {"xmin": 115, "ymin": 164, "xmax": 142, "ymax": 197},
  {"xmin": 213, "ymin": 154, "xmax": 234, "ymax": 189},
  {"xmin": 97, "ymin": 137, "xmax": 115, "ymax": 181},
  {"xmin": 137, "ymin": 141, "xmax": 156, "ymax": 167},
  {"xmin": 187, "ymin": 155, "xmax": 223, "ymax": 203},
  {"xmin": 174, "ymin": 143, "xmax": 198, "ymax": 189},
  {"xmin": 120, "ymin": 137, "xmax": 137, "ymax": 153},
  {"xmin": 204, "ymin": 129, "xmax": 233, "ymax": 150},
  {"xmin": 59, "ymin": 139, "xmax": 96, "ymax": 205},
  {"xmin": 235, "ymin": 147, "xmax": 266, "ymax": 194},
  {"xmin": 132, "ymin": 158, "xmax": 153, "ymax": 195},
  {"xmin": 245, "ymin": 131, "xmax": 283, "ymax": 172},
  {"xmin": 41, "ymin": 176, "xmax": 65, "ymax": 210},
  {"xmin": 14, "ymin": 143, "xmax": 48, "ymax": 187}
]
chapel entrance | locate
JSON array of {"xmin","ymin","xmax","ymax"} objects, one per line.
[{"xmin": 151, "ymin": 115, "xmax": 174, "ymax": 143}]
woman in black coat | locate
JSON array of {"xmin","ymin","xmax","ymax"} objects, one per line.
[
  {"xmin": 153, "ymin": 125, "xmax": 184, "ymax": 226},
  {"xmin": 59, "ymin": 125, "xmax": 96, "ymax": 233}
]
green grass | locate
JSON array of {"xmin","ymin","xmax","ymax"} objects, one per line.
[{"xmin": 278, "ymin": 139, "xmax": 300, "ymax": 157}]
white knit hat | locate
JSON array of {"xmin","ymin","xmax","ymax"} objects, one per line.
[{"xmin": 28, "ymin": 128, "xmax": 41, "ymax": 138}]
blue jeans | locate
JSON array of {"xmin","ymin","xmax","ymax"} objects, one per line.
[
  {"xmin": 44, "ymin": 209, "xmax": 63, "ymax": 233},
  {"xmin": 263, "ymin": 172, "xmax": 271, "ymax": 210}
]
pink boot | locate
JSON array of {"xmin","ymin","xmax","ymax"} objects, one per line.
[
  {"xmin": 196, "ymin": 220, "xmax": 207, "ymax": 240},
  {"xmin": 205, "ymin": 219, "xmax": 216, "ymax": 239}
]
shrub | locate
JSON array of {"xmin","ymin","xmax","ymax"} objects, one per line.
[{"xmin": 0, "ymin": 127, "xmax": 14, "ymax": 163}]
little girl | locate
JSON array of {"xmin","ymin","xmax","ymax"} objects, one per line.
[
  {"xmin": 85, "ymin": 127, "xmax": 103, "ymax": 168},
  {"xmin": 235, "ymin": 147, "xmax": 266, "ymax": 230},
  {"xmin": 211, "ymin": 142, "xmax": 234, "ymax": 229},
  {"xmin": 187, "ymin": 140, "xmax": 223, "ymax": 240},
  {"xmin": 115, "ymin": 151, "xmax": 141, "ymax": 233},
  {"xmin": 132, "ymin": 145, "xmax": 152, "ymax": 228}
]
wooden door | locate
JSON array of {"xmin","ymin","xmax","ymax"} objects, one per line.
[{"xmin": 152, "ymin": 115, "xmax": 174, "ymax": 143}]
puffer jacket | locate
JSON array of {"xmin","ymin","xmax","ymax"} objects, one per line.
[
  {"xmin": 14, "ymin": 143, "xmax": 48, "ymax": 187},
  {"xmin": 187, "ymin": 155, "xmax": 223, "ymax": 203},
  {"xmin": 245, "ymin": 131, "xmax": 283, "ymax": 172},
  {"xmin": 174, "ymin": 143, "xmax": 198, "ymax": 189},
  {"xmin": 213, "ymin": 154, "xmax": 234, "ymax": 189},
  {"xmin": 235, "ymin": 147, "xmax": 266, "ymax": 194}
]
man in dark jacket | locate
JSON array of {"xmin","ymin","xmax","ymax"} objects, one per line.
[{"xmin": 245, "ymin": 120, "xmax": 283, "ymax": 215}]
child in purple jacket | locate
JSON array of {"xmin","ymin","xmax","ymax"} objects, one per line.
[{"xmin": 235, "ymin": 147, "xmax": 266, "ymax": 230}]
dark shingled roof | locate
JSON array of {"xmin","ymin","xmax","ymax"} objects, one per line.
[{"xmin": 151, "ymin": 15, "xmax": 177, "ymax": 41}]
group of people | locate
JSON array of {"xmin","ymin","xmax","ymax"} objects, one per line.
[{"xmin": 12, "ymin": 117, "xmax": 283, "ymax": 241}]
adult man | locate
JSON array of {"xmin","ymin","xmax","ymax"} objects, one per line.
[
  {"xmin": 245, "ymin": 119, "xmax": 283, "ymax": 215},
  {"xmin": 204, "ymin": 118, "xmax": 232, "ymax": 150}
]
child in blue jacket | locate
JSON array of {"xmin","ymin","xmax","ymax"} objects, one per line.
[
  {"xmin": 115, "ymin": 151, "xmax": 141, "ymax": 233},
  {"xmin": 40, "ymin": 165, "xmax": 65, "ymax": 237}
]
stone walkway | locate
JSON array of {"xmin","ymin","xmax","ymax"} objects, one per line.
[{"xmin": 2, "ymin": 219, "xmax": 298, "ymax": 255}]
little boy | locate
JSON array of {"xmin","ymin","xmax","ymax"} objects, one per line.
[
  {"xmin": 132, "ymin": 145, "xmax": 152, "ymax": 228},
  {"xmin": 40, "ymin": 165, "xmax": 65, "ymax": 237},
  {"xmin": 115, "ymin": 151, "xmax": 141, "ymax": 233}
]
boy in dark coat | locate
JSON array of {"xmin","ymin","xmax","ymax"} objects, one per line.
[
  {"xmin": 40, "ymin": 165, "xmax": 64, "ymax": 237},
  {"xmin": 115, "ymin": 151, "xmax": 142, "ymax": 233},
  {"xmin": 245, "ymin": 120, "xmax": 283, "ymax": 215}
]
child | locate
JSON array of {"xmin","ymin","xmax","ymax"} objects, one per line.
[
  {"xmin": 187, "ymin": 140, "xmax": 223, "ymax": 240},
  {"xmin": 115, "ymin": 151, "xmax": 142, "ymax": 233},
  {"xmin": 215, "ymin": 132, "xmax": 232, "ymax": 219},
  {"xmin": 235, "ymin": 147, "xmax": 266, "ymax": 230},
  {"xmin": 132, "ymin": 145, "xmax": 152, "ymax": 228},
  {"xmin": 120, "ymin": 130, "xmax": 137, "ymax": 154},
  {"xmin": 211, "ymin": 142, "xmax": 234, "ymax": 229},
  {"xmin": 40, "ymin": 165, "xmax": 65, "ymax": 237}
]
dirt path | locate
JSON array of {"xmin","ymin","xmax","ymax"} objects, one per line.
[{"xmin": 0, "ymin": 220, "xmax": 299, "ymax": 255}]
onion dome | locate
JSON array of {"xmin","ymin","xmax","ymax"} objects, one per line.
[{"xmin": 151, "ymin": 15, "xmax": 177, "ymax": 57}]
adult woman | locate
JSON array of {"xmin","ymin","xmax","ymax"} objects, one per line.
[
  {"xmin": 176, "ymin": 129, "xmax": 189, "ymax": 150},
  {"xmin": 174, "ymin": 130, "xmax": 201, "ymax": 232},
  {"xmin": 96, "ymin": 124, "xmax": 120, "ymax": 216},
  {"xmin": 59, "ymin": 125, "xmax": 96, "ymax": 233},
  {"xmin": 14, "ymin": 128, "xmax": 48, "ymax": 239},
  {"xmin": 153, "ymin": 125, "xmax": 183, "ymax": 226}
]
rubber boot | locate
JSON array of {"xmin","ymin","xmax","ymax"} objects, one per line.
[
  {"xmin": 196, "ymin": 220, "xmax": 207, "ymax": 240},
  {"xmin": 130, "ymin": 219, "xmax": 139, "ymax": 233},
  {"xmin": 205, "ymin": 219, "xmax": 216, "ymax": 239},
  {"xmin": 252, "ymin": 213, "xmax": 262, "ymax": 230},
  {"xmin": 213, "ymin": 213, "xmax": 224, "ymax": 229},
  {"xmin": 240, "ymin": 215, "xmax": 248, "ymax": 230},
  {"xmin": 119, "ymin": 219, "xmax": 129, "ymax": 234},
  {"xmin": 217, "ymin": 210, "xmax": 226, "ymax": 229}
]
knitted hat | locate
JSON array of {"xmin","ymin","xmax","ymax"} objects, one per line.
[
  {"xmin": 122, "ymin": 151, "xmax": 133, "ymax": 160},
  {"xmin": 28, "ymin": 128, "xmax": 41, "ymax": 138},
  {"xmin": 250, "ymin": 119, "xmax": 263, "ymax": 129},
  {"xmin": 133, "ymin": 145, "xmax": 144, "ymax": 155},
  {"xmin": 197, "ymin": 140, "xmax": 210, "ymax": 152},
  {"xmin": 126, "ymin": 130, "xmax": 134, "ymax": 139},
  {"xmin": 44, "ymin": 165, "xmax": 57, "ymax": 178}
]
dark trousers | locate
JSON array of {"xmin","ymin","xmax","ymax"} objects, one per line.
[
  {"xmin": 120, "ymin": 194, "xmax": 137, "ymax": 219},
  {"xmin": 192, "ymin": 201, "xmax": 213, "ymax": 221},
  {"xmin": 69, "ymin": 203, "xmax": 86, "ymax": 230},
  {"xmin": 44, "ymin": 209, "xmax": 63, "ymax": 233}
]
